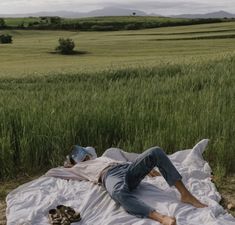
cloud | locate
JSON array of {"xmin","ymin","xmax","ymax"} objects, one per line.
[{"xmin": 0, "ymin": 0, "xmax": 234, "ymax": 14}]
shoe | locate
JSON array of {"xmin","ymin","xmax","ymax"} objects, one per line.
[
  {"xmin": 61, "ymin": 216, "xmax": 71, "ymax": 225},
  {"xmin": 48, "ymin": 208, "xmax": 63, "ymax": 225},
  {"xmin": 57, "ymin": 205, "xmax": 81, "ymax": 223}
]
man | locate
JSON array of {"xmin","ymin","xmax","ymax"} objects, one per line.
[{"xmin": 48, "ymin": 145, "xmax": 207, "ymax": 225}]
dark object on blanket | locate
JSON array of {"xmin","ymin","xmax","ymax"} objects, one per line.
[
  {"xmin": 48, "ymin": 205, "xmax": 81, "ymax": 225},
  {"xmin": 48, "ymin": 208, "xmax": 63, "ymax": 225},
  {"xmin": 57, "ymin": 205, "xmax": 81, "ymax": 223}
]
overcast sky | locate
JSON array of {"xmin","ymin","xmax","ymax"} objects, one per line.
[{"xmin": 0, "ymin": 0, "xmax": 234, "ymax": 15}]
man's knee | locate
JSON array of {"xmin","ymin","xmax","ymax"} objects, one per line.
[{"xmin": 148, "ymin": 146, "xmax": 165, "ymax": 158}]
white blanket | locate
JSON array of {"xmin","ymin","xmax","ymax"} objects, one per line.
[{"xmin": 6, "ymin": 139, "xmax": 235, "ymax": 225}]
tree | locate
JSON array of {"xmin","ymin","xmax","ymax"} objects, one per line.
[
  {"xmin": 55, "ymin": 38, "xmax": 75, "ymax": 55},
  {"xmin": 49, "ymin": 17, "xmax": 62, "ymax": 24},
  {"xmin": 18, "ymin": 22, "xmax": 25, "ymax": 28},
  {"xmin": 0, "ymin": 18, "xmax": 5, "ymax": 28}
]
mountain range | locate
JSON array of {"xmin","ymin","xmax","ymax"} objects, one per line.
[
  {"xmin": 0, "ymin": 7, "xmax": 234, "ymax": 19},
  {"xmin": 171, "ymin": 10, "xmax": 235, "ymax": 19}
]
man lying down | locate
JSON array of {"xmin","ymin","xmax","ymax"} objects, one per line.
[{"xmin": 46, "ymin": 145, "xmax": 208, "ymax": 225}]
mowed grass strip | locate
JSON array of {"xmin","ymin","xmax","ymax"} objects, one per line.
[
  {"xmin": 0, "ymin": 21, "xmax": 235, "ymax": 78},
  {"xmin": 0, "ymin": 55, "xmax": 234, "ymax": 180},
  {"xmin": 151, "ymin": 34, "xmax": 235, "ymax": 41}
]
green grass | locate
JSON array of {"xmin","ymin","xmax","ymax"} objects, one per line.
[
  {"xmin": 1, "ymin": 21, "xmax": 235, "ymax": 78},
  {"xmin": 0, "ymin": 21, "xmax": 234, "ymax": 180},
  {"xmin": 4, "ymin": 17, "xmax": 41, "ymax": 26}
]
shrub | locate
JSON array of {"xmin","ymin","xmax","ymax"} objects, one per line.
[
  {"xmin": 17, "ymin": 22, "xmax": 25, "ymax": 28},
  {"xmin": 49, "ymin": 17, "xmax": 62, "ymax": 24},
  {"xmin": 0, "ymin": 18, "xmax": 5, "ymax": 28},
  {"xmin": 55, "ymin": 38, "xmax": 75, "ymax": 55},
  {"xmin": 0, "ymin": 34, "xmax": 12, "ymax": 44}
]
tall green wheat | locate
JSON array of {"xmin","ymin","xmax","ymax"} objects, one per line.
[{"xmin": 0, "ymin": 55, "xmax": 234, "ymax": 180}]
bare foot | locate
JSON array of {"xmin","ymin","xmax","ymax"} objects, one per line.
[
  {"xmin": 181, "ymin": 194, "xmax": 208, "ymax": 208},
  {"xmin": 149, "ymin": 211, "xmax": 176, "ymax": 225},
  {"xmin": 162, "ymin": 216, "xmax": 176, "ymax": 225}
]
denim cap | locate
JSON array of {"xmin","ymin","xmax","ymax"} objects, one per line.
[
  {"xmin": 70, "ymin": 145, "xmax": 97, "ymax": 163},
  {"xmin": 70, "ymin": 145, "xmax": 91, "ymax": 163},
  {"xmin": 85, "ymin": 146, "xmax": 97, "ymax": 159}
]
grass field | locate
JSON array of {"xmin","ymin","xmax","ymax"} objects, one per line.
[
  {"xmin": 0, "ymin": 21, "xmax": 234, "ymax": 180},
  {"xmin": 1, "ymin": 21, "xmax": 235, "ymax": 78}
]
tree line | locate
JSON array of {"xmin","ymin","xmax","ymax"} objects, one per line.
[{"xmin": 1, "ymin": 16, "xmax": 234, "ymax": 31}]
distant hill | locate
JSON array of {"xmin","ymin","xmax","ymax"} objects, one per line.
[
  {"xmin": 172, "ymin": 11, "xmax": 235, "ymax": 19},
  {"xmin": 0, "ymin": 8, "xmax": 234, "ymax": 19},
  {"xmin": 0, "ymin": 7, "xmax": 147, "ymax": 18},
  {"xmin": 82, "ymin": 7, "xmax": 147, "ymax": 17}
]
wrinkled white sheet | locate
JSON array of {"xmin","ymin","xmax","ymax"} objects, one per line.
[{"xmin": 6, "ymin": 139, "xmax": 235, "ymax": 225}]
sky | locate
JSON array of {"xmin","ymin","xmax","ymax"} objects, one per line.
[{"xmin": 0, "ymin": 0, "xmax": 234, "ymax": 15}]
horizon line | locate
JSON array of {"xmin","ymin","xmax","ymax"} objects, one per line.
[{"xmin": 0, "ymin": 8, "xmax": 234, "ymax": 16}]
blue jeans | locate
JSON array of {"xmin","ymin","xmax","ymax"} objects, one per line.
[{"xmin": 103, "ymin": 147, "xmax": 182, "ymax": 218}]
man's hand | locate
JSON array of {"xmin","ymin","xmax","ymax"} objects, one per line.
[{"xmin": 148, "ymin": 169, "xmax": 161, "ymax": 177}]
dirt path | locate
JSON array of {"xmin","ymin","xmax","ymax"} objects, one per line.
[
  {"xmin": 1, "ymin": 176, "xmax": 234, "ymax": 225},
  {"xmin": 0, "ymin": 201, "xmax": 6, "ymax": 225}
]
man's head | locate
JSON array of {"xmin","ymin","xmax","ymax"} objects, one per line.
[{"xmin": 64, "ymin": 145, "xmax": 97, "ymax": 167}]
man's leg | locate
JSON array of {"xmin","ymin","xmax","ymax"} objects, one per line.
[
  {"xmin": 104, "ymin": 147, "xmax": 206, "ymax": 225},
  {"xmin": 124, "ymin": 146, "xmax": 182, "ymax": 191},
  {"xmin": 114, "ymin": 186, "xmax": 176, "ymax": 225},
  {"xmin": 104, "ymin": 164, "xmax": 155, "ymax": 218},
  {"xmin": 174, "ymin": 180, "xmax": 207, "ymax": 208},
  {"xmin": 124, "ymin": 146, "xmax": 207, "ymax": 208},
  {"xmin": 105, "ymin": 165, "xmax": 176, "ymax": 225}
]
